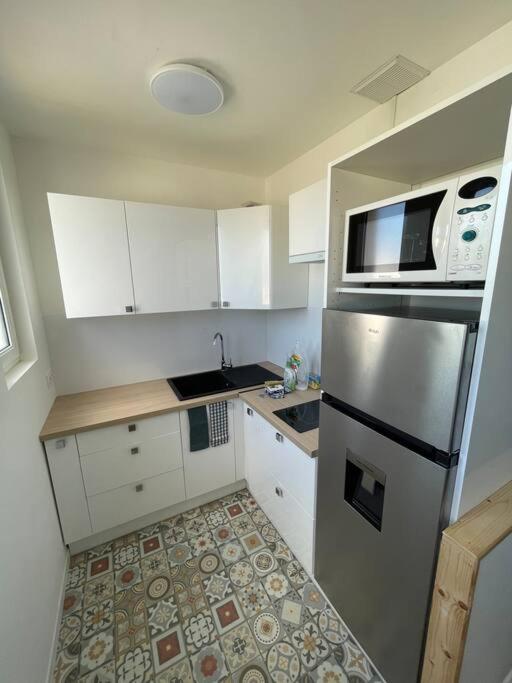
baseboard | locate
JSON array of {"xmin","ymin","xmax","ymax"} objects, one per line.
[
  {"xmin": 46, "ymin": 546, "xmax": 70, "ymax": 683},
  {"xmin": 69, "ymin": 479, "xmax": 246, "ymax": 554}
]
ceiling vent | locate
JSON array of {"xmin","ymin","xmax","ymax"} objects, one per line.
[{"xmin": 351, "ymin": 55, "xmax": 430, "ymax": 103}]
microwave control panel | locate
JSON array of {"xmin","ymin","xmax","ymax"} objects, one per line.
[{"xmin": 447, "ymin": 165, "xmax": 501, "ymax": 281}]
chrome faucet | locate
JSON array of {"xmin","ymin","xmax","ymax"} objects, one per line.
[{"xmin": 213, "ymin": 332, "xmax": 232, "ymax": 370}]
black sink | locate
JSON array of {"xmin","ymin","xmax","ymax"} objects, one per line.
[{"xmin": 168, "ymin": 363, "xmax": 281, "ymax": 401}]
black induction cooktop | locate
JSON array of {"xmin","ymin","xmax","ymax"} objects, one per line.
[{"xmin": 273, "ymin": 399, "xmax": 320, "ymax": 433}]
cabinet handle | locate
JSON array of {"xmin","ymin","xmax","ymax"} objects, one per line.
[
  {"xmin": 125, "ymin": 305, "xmax": 134, "ymax": 313},
  {"xmin": 275, "ymin": 432, "xmax": 284, "ymax": 443},
  {"xmin": 131, "ymin": 447, "xmax": 140, "ymax": 455},
  {"xmin": 135, "ymin": 483, "xmax": 144, "ymax": 492},
  {"xmin": 246, "ymin": 408, "xmax": 253, "ymax": 416},
  {"xmin": 128, "ymin": 424, "xmax": 137, "ymax": 432},
  {"xmin": 55, "ymin": 439, "xmax": 66, "ymax": 449},
  {"xmin": 211, "ymin": 301, "xmax": 219, "ymax": 308},
  {"xmin": 222, "ymin": 301, "xmax": 230, "ymax": 308},
  {"xmin": 275, "ymin": 486, "xmax": 283, "ymax": 497}
]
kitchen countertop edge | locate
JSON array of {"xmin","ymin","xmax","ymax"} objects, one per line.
[
  {"xmin": 39, "ymin": 361, "xmax": 283, "ymax": 441},
  {"xmin": 240, "ymin": 387, "xmax": 320, "ymax": 458}
]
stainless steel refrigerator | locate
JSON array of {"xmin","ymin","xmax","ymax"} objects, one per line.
[{"xmin": 315, "ymin": 307, "xmax": 478, "ymax": 683}]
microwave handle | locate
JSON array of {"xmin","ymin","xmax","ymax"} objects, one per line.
[{"xmin": 432, "ymin": 178, "xmax": 458, "ymax": 278}]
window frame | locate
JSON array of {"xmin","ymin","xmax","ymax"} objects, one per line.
[{"xmin": 0, "ymin": 256, "xmax": 19, "ymax": 373}]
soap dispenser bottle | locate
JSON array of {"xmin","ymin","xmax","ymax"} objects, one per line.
[{"xmin": 291, "ymin": 340, "xmax": 309, "ymax": 391}]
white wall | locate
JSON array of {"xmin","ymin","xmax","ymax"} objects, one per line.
[
  {"xmin": 264, "ymin": 19, "xmax": 512, "ymax": 378},
  {"xmin": 459, "ymin": 534, "xmax": 512, "ymax": 683},
  {"xmin": 266, "ymin": 262, "xmax": 324, "ymax": 373},
  {"xmin": 0, "ymin": 125, "xmax": 66, "ymax": 682},
  {"xmin": 13, "ymin": 138, "xmax": 268, "ymax": 393}
]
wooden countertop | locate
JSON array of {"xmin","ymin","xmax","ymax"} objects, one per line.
[
  {"xmin": 40, "ymin": 361, "xmax": 282, "ymax": 441},
  {"xmin": 240, "ymin": 387, "xmax": 320, "ymax": 458}
]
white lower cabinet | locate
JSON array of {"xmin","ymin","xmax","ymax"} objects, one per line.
[
  {"xmin": 44, "ymin": 401, "xmax": 243, "ymax": 546},
  {"xmin": 45, "ymin": 435, "xmax": 92, "ymax": 543},
  {"xmin": 180, "ymin": 401, "xmax": 236, "ymax": 499},
  {"xmin": 243, "ymin": 402, "xmax": 317, "ymax": 573}
]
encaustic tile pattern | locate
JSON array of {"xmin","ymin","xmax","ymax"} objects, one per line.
[{"xmin": 53, "ymin": 488, "xmax": 384, "ymax": 683}]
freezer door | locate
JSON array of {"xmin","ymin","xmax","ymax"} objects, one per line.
[
  {"xmin": 322, "ymin": 309, "xmax": 472, "ymax": 452},
  {"xmin": 315, "ymin": 400, "xmax": 453, "ymax": 683}
]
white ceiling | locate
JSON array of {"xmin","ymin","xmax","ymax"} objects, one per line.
[{"xmin": 0, "ymin": 0, "xmax": 511, "ymax": 176}]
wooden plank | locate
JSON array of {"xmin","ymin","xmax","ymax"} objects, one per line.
[
  {"xmin": 241, "ymin": 387, "xmax": 320, "ymax": 458},
  {"xmin": 421, "ymin": 480, "xmax": 512, "ymax": 683},
  {"xmin": 39, "ymin": 362, "xmax": 282, "ymax": 441},
  {"xmin": 446, "ymin": 480, "xmax": 512, "ymax": 559},
  {"xmin": 421, "ymin": 536, "xmax": 478, "ymax": 683}
]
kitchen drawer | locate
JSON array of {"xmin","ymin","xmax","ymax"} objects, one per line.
[
  {"xmin": 81, "ymin": 432, "xmax": 183, "ymax": 496},
  {"xmin": 77, "ymin": 412, "xmax": 180, "ymax": 455},
  {"xmin": 87, "ymin": 469, "xmax": 186, "ymax": 533},
  {"xmin": 276, "ymin": 486, "xmax": 315, "ymax": 574},
  {"xmin": 273, "ymin": 431, "xmax": 317, "ymax": 517},
  {"xmin": 251, "ymin": 474, "xmax": 315, "ymax": 575}
]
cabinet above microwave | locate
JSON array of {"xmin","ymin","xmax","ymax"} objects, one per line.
[{"xmin": 289, "ymin": 178, "xmax": 327, "ymax": 263}]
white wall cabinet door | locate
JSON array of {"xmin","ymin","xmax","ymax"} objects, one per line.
[
  {"xmin": 289, "ymin": 178, "xmax": 327, "ymax": 262},
  {"xmin": 125, "ymin": 202, "xmax": 218, "ymax": 313},
  {"xmin": 217, "ymin": 205, "xmax": 271, "ymax": 309},
  {"xmin": 217, "ymin": 205, "xmax": 308, "ymax": 309},
  {"xmin": 47, "ymin": 193, "xmax": 135, "ymax": 318},
  {"xmin": 180, "ymin": 402, "xmax": 236, "ymax": 499}
]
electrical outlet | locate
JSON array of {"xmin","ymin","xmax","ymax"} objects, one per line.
[{"xmin": 45, "ymin": 368, "xmax": 54, "ymax": 389}]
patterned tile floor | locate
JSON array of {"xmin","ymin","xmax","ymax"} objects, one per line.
[{"xmin": 53, "ymin": 488, "xmax": 383, "ymax": 683}]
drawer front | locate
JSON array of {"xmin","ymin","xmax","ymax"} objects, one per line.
[
  {"xmin": 277, "ymin": 487, "xmax": 315, "ymax": 574},
  {"xmin": 81, "ymin": 432, "xmax": 183, "ymax": 496},
  {"xmin": 77, "ymin": 412, "xmax": 180, "ymax": 455},
  {"xmin": 88, "ymin": 469, "xmax": 186, "ymax": 533},
  {"xmin": 251, "ymin": 479, "xmax": 315, "ymax": 576},
  {"xmin": 273, "ymin": 434, "xmax": 317, "ymax": 517}
]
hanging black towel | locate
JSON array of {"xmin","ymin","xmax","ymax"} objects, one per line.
[
  {"xmin": 208, "ymin": 401, "xmax": 229, "ymax": 447},
  {"xmin": 188, "ymin": 405, "xmax": 210, "ymax": 452}
]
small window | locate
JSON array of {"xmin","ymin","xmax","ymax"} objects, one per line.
[{"xmin": 0, "ymin": 259, "xmax": 19, "ymax": 373}]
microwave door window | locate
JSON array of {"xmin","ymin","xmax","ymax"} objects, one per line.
[
  {"xmin": 347, "ymin": 190, "xmax": 446, "ymax": 273},
  {"xmin": 362, "ymin": 203, "xmax": 404, "ymax": 271}
]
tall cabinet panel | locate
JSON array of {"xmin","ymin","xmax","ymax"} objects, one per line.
[
  {"xmin": 47, "ymin": 193, "xmax": 135, "ymax": 318},
  {"xmin": 217, "ymin": 205, "xmax": 308, "ymax": 309},
  {"xmin": 125, "ymin": 202, "xmax": 218, "ymax": 313}
]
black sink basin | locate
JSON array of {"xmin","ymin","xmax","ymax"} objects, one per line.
[{"xmin": 168, "ymin": 363, "xmax": 281, "ymax": 401}]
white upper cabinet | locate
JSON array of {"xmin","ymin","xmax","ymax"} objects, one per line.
[
  {"xmin": 125, "ymin": 202, "xmax": 218, "ymax": 313},
  {"xmin": 48, "ymin": 195, "xmax": 308, "ymax": 316},
  {"xmin": 289, "ymin": 178, "xmax": 327, "ymax": 263},
  {"xmin": 217, "ymin": 205, "xmax": 308, "ymax": 309},
  {"xmin": 48, "ymin": 193, "xmax": 135, "ymax": 318}
]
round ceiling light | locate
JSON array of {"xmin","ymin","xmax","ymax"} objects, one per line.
[{"xmin": 150, "ymin": 64, "xmax": 224, "ymax": 115}]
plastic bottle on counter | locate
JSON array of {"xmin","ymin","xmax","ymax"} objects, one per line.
[
  {"xmin": 290, "ymin": 340, "xmax": 309, "ymax": 391},
  {"xmin": 283, "ymin": 360, "xmax": 297, "ymax": 393}
]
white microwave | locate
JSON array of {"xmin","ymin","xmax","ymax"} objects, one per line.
[{"xmin": 342, "ymin": 165, "xmax": 501, "ymax": 283}]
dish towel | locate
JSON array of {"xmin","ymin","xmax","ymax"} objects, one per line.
[
  {"xmin": 188, "ymin": 405, "xmax": 210, "ymax": 452},
  {"xmin": 208, "ymin": 401, "xmax": 229, "ymax": 447}
]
